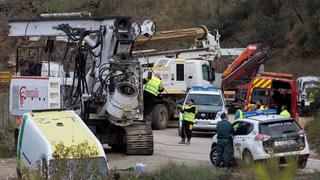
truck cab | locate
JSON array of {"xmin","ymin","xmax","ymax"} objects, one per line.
[
  {"xmin": 296, "ymin": 76, "xmax": 320, "ymax": 116},
  {"xmin": 144, "ymin": 58, "xmax": 215, "ymax": 93},
  {"xmin": 245, "ymin": 72, "xmax": 298, "ymax": 120}
]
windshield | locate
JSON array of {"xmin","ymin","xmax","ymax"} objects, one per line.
[
  {"xmin": 260, "ymin": 120, "xmax": 301, "ymax": 138},
  {"xmin": 155, "ymin": 59, "xmax": 169, "ymax": 67},
  {"xmin": 49, "ymin": 157, "xmax": 108, "ymax": 179},
  {"xmin": 302, "ymin": 81, "xmax": 320, "ymax": 89},
  {"xmin": 251, "ymin": 88, "xmax": 269, "ymax": 104},
  {"xmin": 186, "ymin": 94, "xmax": 223, "ymax": 106}
]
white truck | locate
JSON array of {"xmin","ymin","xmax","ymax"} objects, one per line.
[
  {"xmin": 135, "ymin": 26, "xmax": 242, "ymax": 129},
  {"xmin": 297, "ymin": 76, "xmax": 320, "ymax": 116},
  {"xmin": 143, "ymin": 57, "xmax": 218, "ymax": 130}
]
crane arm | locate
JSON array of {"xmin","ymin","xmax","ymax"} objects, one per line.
[{"xmin": 135, "ymin": 26, "xmax": 208, "ymax": 45}]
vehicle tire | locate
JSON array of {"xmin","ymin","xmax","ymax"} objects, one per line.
[
  {"xmin": 178, "ymin": 120, "xmax": 181, "ymax": 136},
  {"xmin": 17, "ymin": 168, "xmax": 22, "ymax": 180},
  {"xmin": 210, "ymin": 145, "xmax": 218, "ymax": 166},
  {"xmin": 151, "ymin": 104, "xmax": 168, "ymax": 130},
  {"xmin": 298, "ymin": 159, "xmax": 307, "ymax": 169},
  {"xmin": 14, "ymin": 128, "xmax": 19, "ymax": 150},
  {"xmin": 243, "ymin": 150, "xmax": 253, "ymax": 165},
  {"xmin": 110, "ymin": 144, "xmax": 124, "ymax": 152},
  {"xmin": 298, "ymin": 106, "xmax": 304, "ymax": 116}
]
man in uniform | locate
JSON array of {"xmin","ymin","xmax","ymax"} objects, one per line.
[
  {"xmin": 280, "ymin": 105, "xmax": 291, "ymax": 118},
  {"xmin": 235, "ymin": 106, "xmax": 244, "ymax": 120},
  {"xmin": 256, "ymin": 100, "xmax": 265, "ymax": 110},
  {"xmin": 215, "ymin": 112, "xmax": 234, "ymax": 168},
  {"xmin": 143, "ymin": 72, "xmax": 164, "ymax": 114},
  {"xmin": 179, "ymin": 99, "xmax": 198, "ymax": 145}
]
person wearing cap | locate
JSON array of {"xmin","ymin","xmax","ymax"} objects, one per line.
[
  {"xmin": 179, "ymin": 99, "xmax": 198, "ymax": 145},
  {"xmin": 143, "ymin": 72, "xmax": 164, "ymax": 114},
  {"xmin": 280, "ymin": 105, "xmax": 291, "ymax": 118},
  {"xmin": 215, "ymin": 112, "xmax": 234, "ymax": 168}
]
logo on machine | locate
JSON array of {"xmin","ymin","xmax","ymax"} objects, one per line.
[{"xmin": 19, "ymin": 86, "xmax": 40, "ymax": 107}]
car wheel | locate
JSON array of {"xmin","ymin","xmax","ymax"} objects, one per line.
[
  {"xmin": 243, "ymin": 150, "xmax": 253, "ymax": 164},
  {"xmin": 210, "ymin": 145, "xmax": 218, "ymax": 166},
  {"xmin": 298, "ymin": 159, "xmax": 307, "ymax": 169},
  {"xmin": 17, "ymin": 168, "xmax": 22, "ymax": 180},
  {"xmin": 298, "ymin": 106, "xmax": 304, "ymax": 116},
  {"xmin": 151, "ymin": 104, "xmax": 168, "ymax": 130}
]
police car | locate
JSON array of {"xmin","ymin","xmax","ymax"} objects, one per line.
[
  {"xmin": 178, "ymin": 86, "xmax": 227, "ymax": 135},
  {"xmin": 209, "ymin": 109, "xmax": 310, "ymax": 168}
]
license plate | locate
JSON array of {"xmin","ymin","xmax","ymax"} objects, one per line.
[
  {"xmin": 274, "ymin": 139, "xmax": 295, "ymax": 147},
  {"xmin": 196, "ymin": 121, "xmax": 209, "ymax": 125}
]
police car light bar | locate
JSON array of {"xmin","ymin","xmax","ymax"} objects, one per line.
[
  {"xmin": 243, "ymin": 109, "xmax": 277, "ymax": 118},
  {"xmin": 191, "ymin": 86, "xmax": 219, "ymax": 91}
]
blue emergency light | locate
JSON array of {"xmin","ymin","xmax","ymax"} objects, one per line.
[
  {"xmin": 243, "ymin": 109, "xmax": 277, "ymax": 118},
  {"xmin": 191, "ymin": 85, "xmax": 219, "ymax": 91}
]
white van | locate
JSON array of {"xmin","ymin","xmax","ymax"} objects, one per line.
[{"xmin": 17, "ymin": 109, "xmax": 108, "ymax": 179}]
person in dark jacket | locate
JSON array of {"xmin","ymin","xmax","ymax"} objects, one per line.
[{"xmin": 215, "ymin": 112, "xmax": 234, "ymax": 168}]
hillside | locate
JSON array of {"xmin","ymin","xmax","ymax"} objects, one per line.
[{"xmin": 0, "ymin": 0, "xmax": 319, "ymax": 76}]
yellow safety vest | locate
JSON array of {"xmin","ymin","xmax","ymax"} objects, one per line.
[
  {"xmin": 309, "ymin": 92, "xmax": 315, "ymax": 103},
  {"xmin": 259, "ymin": 105, "xmax": 266, "ymax": 110},
  {"xmin": 280, "ymin": 110, "xmax": 291, "ymax": 118},
  {"xmin": 236, "ymin": 109, "xmax": 243, "ymax": 119},
  {"xmin": 182, "ymin": 105, "xmax": 198, "ymax": 123},
  {"xmin": 144, "ymin": 76, "xmax": 161, "ymax": 96}
]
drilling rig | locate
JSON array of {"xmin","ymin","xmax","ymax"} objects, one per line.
[{"xmin": 9, "ymin": 15, "xmax": 155, "ymax": 155}]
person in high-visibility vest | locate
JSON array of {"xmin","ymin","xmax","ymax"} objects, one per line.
[
  {"xmin": 143, "ymin": 72, "xmax": 164, "ymax": 114},
  {"xmin": 280, "ymin": 105, "xmax": 291, "ymax": 118},
  {"xmin": 179, "ymin": 99, "xmax": 198, "ymax": 145},
  {"xmin": 309, "ymin": 90, "xmax": 317, "ymax": 113},
  {"xmin": 235, "ymin": 106, "xmax": 244, "ymax": 120},
  {"xmin": 256, "ymin": 100, "xmax": 266, "ymax": 110}
]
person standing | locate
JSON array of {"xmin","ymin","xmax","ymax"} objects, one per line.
[
  {"xmin": 280, "ymin": 105, "xmax": 291, "ymax": 118},
  {"xmin": 235, "ymin": 106, "xmax": 244, "ymax": 120},
  {"xmin": 256, "ymin": 100, "xmax": 265, "ymax": 110},
  {"xmin": 179, "ymin": 99, "xmax": 198, "ymax": 145},
  {"xmin": 215, "ymin": 113, "xmax": 234, "ymax": 168},
  {"xmin": 143, "ymin": 72, "xmax": 164, "ymax": 114}
]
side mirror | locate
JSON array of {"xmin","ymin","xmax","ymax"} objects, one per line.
[{"xmin": 178, "ymin": 100, "xmax": 184, "ymax": 105}]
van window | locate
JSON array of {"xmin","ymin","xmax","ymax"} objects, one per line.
[
  {"xmin": 176, "ymin": 64, "xmax": 184, "ymax": 81},
  {"xmin": 202, "ymin": 64, "xmax": 210, "ymax": 81},
  {"xmin": 251, "ymin": 88, "xmax": 269, "ymax": 104}
]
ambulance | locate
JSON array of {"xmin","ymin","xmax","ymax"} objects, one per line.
[{"xmin": 17, "ymin": 109, "xmax": 108, "ymax": 178}]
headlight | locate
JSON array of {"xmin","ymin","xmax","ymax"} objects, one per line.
[{"xmin": 216, "ymin": 111, "xmax": 223, "ymax": 119}]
